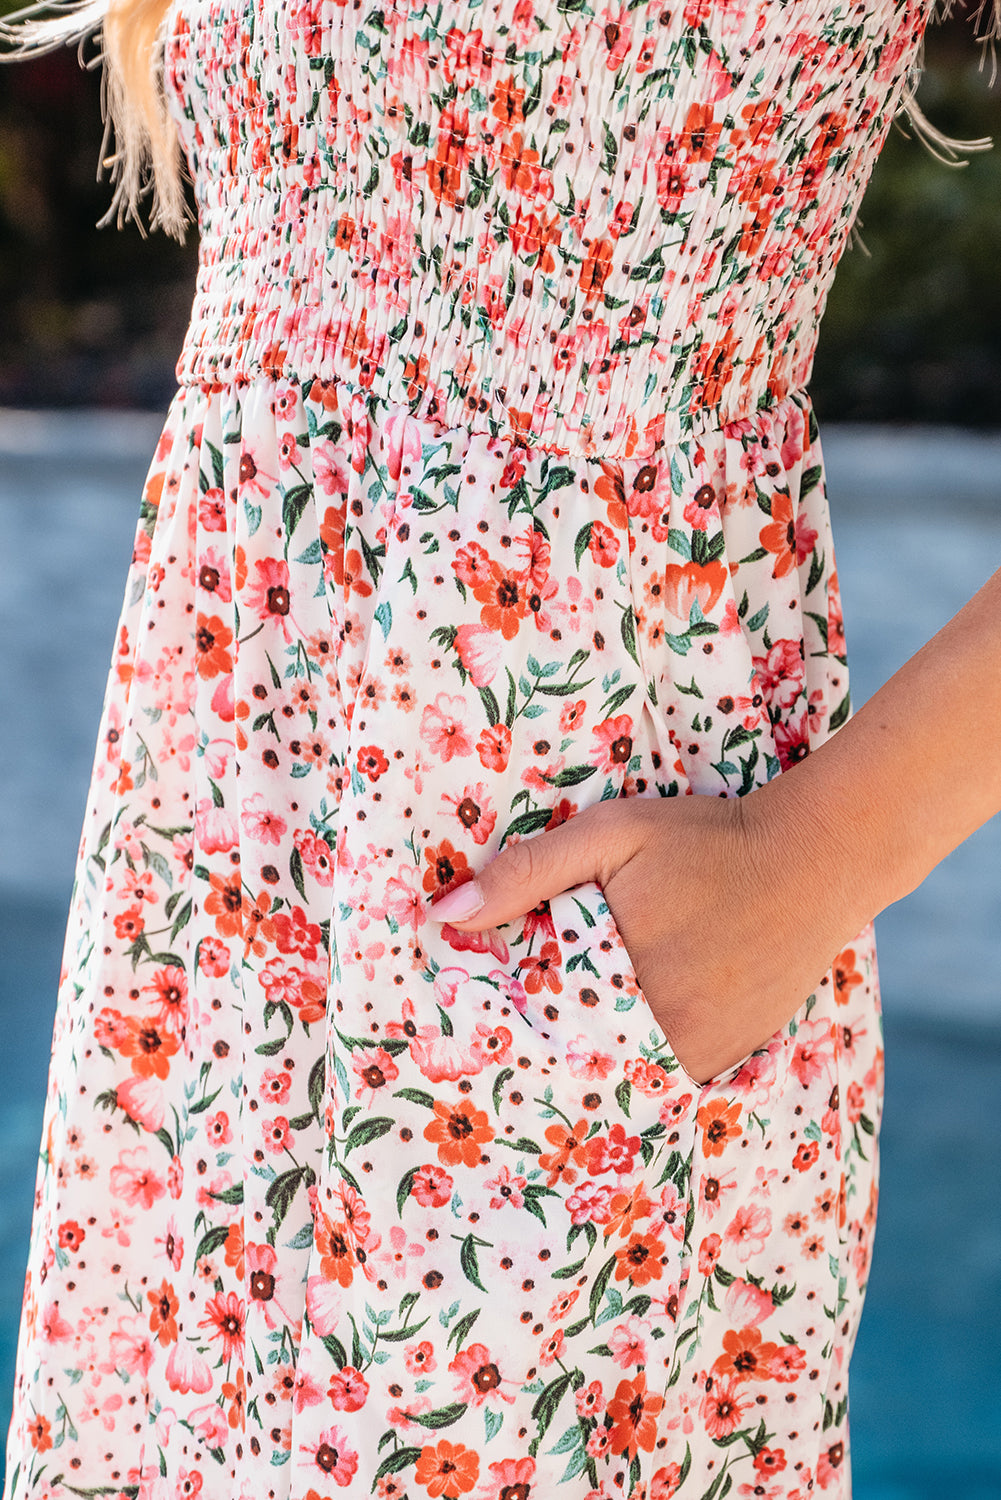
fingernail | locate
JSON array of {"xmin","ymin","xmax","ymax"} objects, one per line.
[{"xmin": 428, "ymin": 879, "xmax": 486, "ymax": 923}]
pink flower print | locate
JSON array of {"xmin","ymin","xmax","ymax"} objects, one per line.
[
  {"xmin": 471, "ymin": 1020, "xmax": 513, "ymax": 1069},
  {"xmin": 420, "ymin": 692, "xmax": 475, "ymax": 761},
  {"xmin": 566, "ymin": 1180, "xmax": 615, "ymax": 1226},
  {"xmin": 789, "ymin": 1017, "xmax": 837, "ymax": 1088},
  {"xmin": 485, "ymin": 1163, "xmax": 527, "ymax": 1210},
  {"xmin": 380, "ymin": 865, "xmax": 424, "ymax": 930},
  {"xmin": 110, "ymin": 1149, "xmax": 167, "ymax": 1210},
  {"xmin": 590, "ymin": 715, "xmax": 634, "ymax": 774},
  {"xmin": 108, "ymin": 1316, "xmax": 155, "ymax": 1377},
  {"xmin": 165, "ymin": 1340, "xmax": 213, "ymax": 1396},
  {"xmin": 607, "ymin": 1315, "xmax": 650, "ymax": 1369},
  {"xmin": 155, "ymin": 1217, "xmax": 185, "ymax": 1272},
  {"xmin": 197, "ymin": 545, "xmax": 232, "ymax": 603},
  {"xmin": 374, "ymin": 1225, "xmax": 426, "ymax": 1283},
  {"xmin": 453, "ymin": 622, "xmax": 503, "ymax": 687},
  {"xmin": 293, "ymin": 827, "xmax": 335, "ymax": 885},
  {"xmin": 441, "ymin": 782, "xmax": 497, "ymax": 845},
  {"xmin": 198, "ymin": 488, "xmax": 226, "ymax": 532},
  {"xmin": 292, "ymin": 1360, "xmax": 326, "ymax": 1412},
  {"xmin": 565, "ymin": 1035, "xmax": 616, "ymax": 1080},
  {"xmin": 550, "ymin": 573, "xmax": 595, "ymax": 634},
  {"xmin": 116, "ymin": 1075, "xmax": 167, "ymax": 1133},
  {"xmin": 698, "ymin": 1168, "xmax": 738, "ymax": 1221},
  {"xmin": 194, "ymin": 797, "xmax": 239, "ymax": 854},
  {"xmin": 655, "ymin": 1182, "xmax": 687, "ymax": 1243},
  {"xmin": 241, "ymin": 793, "xmax": 288, "ymax": 844},
  {"xmin": 724, "ymin": 1278, "xmax": 775, "ymax": 1329},
  {"xmin": 753, "ymin": 638, "xmax": 806, "ymax": 713},
  {"xmin": 488, "ymin": 967, "xmax": 528, "ymax": 1016},
  {"xmin": 351, "ymin": 1046, "xmax": 399, "ymax": 1107},
  {"xmin": 480, "ymin": 1458, "xmax": 536, "ymax": 1500},
  {"xmin": 404, "ymin": 1339, "xmax": 437, "ymax": 1377},
  {"xmin": 299, "ymin": 1425, "xmax": 358, "ymax": 1488},
  {"xmin": 432, "ymin": 966, "xmax": 469, "ymax": 1009},
  {"xmin": 190, "ymin": 1401, "xmax": 229, "ymax": 1449},
  {"xmin": 724, "ymin": 1201, "xmax": 773, "ymax": 1263},
  {"xmin": 449, "ymin": 1342, "xmax": 513, "ymax": 1407},
  {"xmin": 260, "ymin": 1069, "xmax": 292, "ymax": 1105},
  {"xmin": 246, "ymin": 1242, "xmax": 297, "ymax": 1331},
  {"xmin": 262, "ymin": 1116, "xmax": 295, "ymax": 1155}
]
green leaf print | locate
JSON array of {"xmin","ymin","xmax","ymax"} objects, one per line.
[
  {"xmin": 343, "ymin": 1116, "xmax": 395, "ymax": 1154},
  {"xmin": 410, "ymin": 1402, "xmax": 467, "ymax": 1430},
  {"xmin": 373, "ymin": 1446, "xmax": 424, "ymax": 1483},
  {"xmin": 458, "ymin": 1233, "xmax": 489, "ymax": 1292}
]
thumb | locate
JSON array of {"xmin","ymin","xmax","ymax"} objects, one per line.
[{"xmin": 426, "ymin": 804, "xmax": 628, "ymax": 931}]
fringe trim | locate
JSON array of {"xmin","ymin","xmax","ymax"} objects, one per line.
[
  {"xmin": 0, "ymin": 0, "xmax": 192, "ymax": 241},
  {"xmin": 897, "ymin": 0, "xmax": 1001, "ymax": 167}
]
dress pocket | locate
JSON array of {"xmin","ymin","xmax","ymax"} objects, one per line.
[{"xmin": 548, "ymin": 879, "xmax": 754, "ymax": 1096}]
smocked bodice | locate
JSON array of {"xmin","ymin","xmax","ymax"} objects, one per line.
[{"xmin": 163, "ymin": 0, "xmax": 931, "ymax": 456}]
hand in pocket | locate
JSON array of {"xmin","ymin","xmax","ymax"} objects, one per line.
[{"xmin": 426, "ymin": 787, "xmax": 859, "ymax": 1085}]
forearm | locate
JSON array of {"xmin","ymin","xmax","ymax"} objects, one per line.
[{"xmin": 761, "ymin": 564, "xmax": 1001, "ymax": 942}]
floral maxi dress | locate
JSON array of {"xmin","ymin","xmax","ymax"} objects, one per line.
[{"xmin": 5, "ymin": 1, "xmax": 929, "ymax": 1497}]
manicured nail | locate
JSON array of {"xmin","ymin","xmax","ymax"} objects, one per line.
[{"xmin": 428, "ymin": 879, "xmax": 486, "ymax": 923}]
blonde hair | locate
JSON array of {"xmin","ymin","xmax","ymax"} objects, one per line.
[
  {"xmin": 1, "ymin": 0, "xmax": 999, "ymax": 243},
  {"xmin": 0, "ymin": 0, "xmax": 189, "ymax": 240}
]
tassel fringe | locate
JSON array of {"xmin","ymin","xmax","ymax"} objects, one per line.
[{"xmin": 0, "ymin": 0, "xmax": 191, "ymax": 241}]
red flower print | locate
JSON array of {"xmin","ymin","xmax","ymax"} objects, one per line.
[
  {"xmin": 696, "ymin": 1097, "xmax": 743, "ymax": 1156},
  {"xmin": 476, "ymin": 722, "xmax": 512, "ymax": 772},
  {"xmin": 517, "ymin": 939, "xmax": 562, "ymax": 995},
  {"xmin": 590, "ymin": 714, "xmax": 634, "ymax": 772},
  {"xmin": 198, "ymin": 936, "xmax": 230, "ymax": 976},
  {"xmin": 793, "ymin": 1140, "xmax": 819, "ymax": 1172},
  {"xmin": 605, "ymin": 1372, "xmax": 664, "ymax": 1458},
  {"xmin": 816, "ymin": 1439, "xmax": 846, "ymax": 1490},
  {"xmin": 57, "ymin": 1219, "xmax": 85, "ymax": 1252},
  {"xmin": 404, "ymin": 1339, "xmax": 437, "ymax": 1376},
  {"xmin": 422, "ymin": 839, "xmax": 472, "ymax": 897},
  {"xmin": 650, "ymin": 1463, "xmax": 683, "ymax": 1500},
  {"xmin": 148, "ymin": 1279, "xmax": 180, "ymax": 1346},
  {"xmin": 588, "ymin": 1122, "xmax": 640, "ymax": 1177},
  {"xmin": 113, "ymin": 905, "xmax": 145, "ymax": 941},
  {"xmin": 411, "ymin": 1164, "xmax": 454, "ymax": 1208},
  {"xmin": 423, "ymin": 1099, "xmax": 493, "ymax": 1168},
  {"xmin": 272, "ymin": 904, "xmax": 323, "ymax": 962},
  {"xmin": 473, "ymin": 562, "xmax": 529, "ymax": 640},
  {"xmin": 262, "ymin": 1116, "xmax": 294, "ymax": 1154},
  {"xmin": 327, "ymin": 1364, "xmax": 370, "ymax": 1411},
  {"xmin": 754, "ymin": 1447, "xmax": 787, "ymax": 1477},
  {"xmin": 198, "ymin": 1291, "xmax": 246, "ymax": 1361},
  {"xmin": 698, "ymin": 1233, "xmax": 722, "ymax": 1276},
  {"xmin": 356, "ymin": 743, "xmax": 389, "ymax": 780},
  {"xmin": 415, "ymin": 1439, "xmax": 480, "ymax": 1498},
  {"xmin": 587, "ymin": 519, "xmax": 620, "ymax": 567},
  {"xmin": 194, "ymin": 612, "xmax": 234, "ymax": 679}
]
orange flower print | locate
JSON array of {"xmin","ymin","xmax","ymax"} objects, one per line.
[
  {"xmin": 538, "ymin": 1117, "xmax": 591, "ymax": 1188},
  {"xmin": 422, "ymin": 839, "xmax": 472, "ymax": 897},
  {"xmin": 118, "ymin": 1016, "xmax": 180, "ymax": 1080},
  {"xmin": 27, "ymin": 1414, "xmax": 52, "ymax": 1453},
  {"xmin": 832, "ymin": 946, "xmax": 864, "ymax": 1005},
  {"xmin": 605, "ymin": 1372, "xmax": 664, "ymax": 1458},
  {"xmin": 148, "ymin": 1279, "xmax": 180, "ymax": 1346},
  {"xmin": 614, "ymin": 1231, "xmax": 666, "ymax": 1286},
  {"xmin": 423, "ymin": 1099, "xmax": 494, "ymax": 1168},
  {"xmin": 204, "ymin": 870, "xmax": 244, "ymax": 938},
  {"xmin": 758, "ymin": 490, "xmax": 819, "ymax": 579},
  {"xmin": 314, "ymin": 1211, "xmax": 357, "ymax": 1288},
  {"xmin": 194, "ymin": 612, "xmax": 234, "ymax": 679},
  {"xmin": 415, "ymin": 1439, "xmax": 480, "ymax": 1498},
  {"xmin": 662, "ymin": 559, "xmax": 727, "ymax": 621},
  {"xmin": 712, "ymin": 1325, "xmax": 781, "ymax": 1383},
  {"xmin": 696, "ymin": 1097, "xmax": 744, "ymax": 1157}
]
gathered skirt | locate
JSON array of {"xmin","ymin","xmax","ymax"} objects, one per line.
[{"xmin": 5, "ymin": 374, "xmax": 882, "ymax": 1500}]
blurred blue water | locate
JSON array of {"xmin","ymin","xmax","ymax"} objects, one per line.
[{"xmin": 0, "ymin": 413, "xmax": 999, "ymax": 1496}]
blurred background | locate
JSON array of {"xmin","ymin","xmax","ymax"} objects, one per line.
[{"xmin": 0, "ymin": 4, "xmax": 1000, "ymax": 1498}]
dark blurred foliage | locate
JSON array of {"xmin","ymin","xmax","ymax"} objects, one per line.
[{"xmin": 0, "ymin": 4, "xmax": 998, "ymax": 417}]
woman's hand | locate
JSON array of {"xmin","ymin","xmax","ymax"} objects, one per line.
[{"xmin": 426, "ymin": 784, "xmax": 854, "ymax": 1085}]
